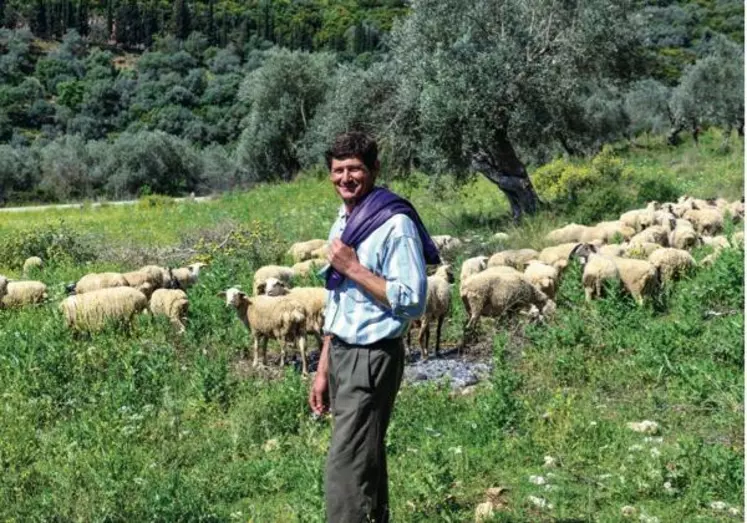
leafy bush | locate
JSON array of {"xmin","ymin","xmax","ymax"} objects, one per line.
[
  {"xmin": 137, "ymin": 194, "xmax": 176, "ymax": 209},
  {"xmin": 190, "ymin": 220, "xmax": 286, "ymax": 271},
  {"xmin": 0, "ymin": 221, "xmax": 96, "ymax": 269}
]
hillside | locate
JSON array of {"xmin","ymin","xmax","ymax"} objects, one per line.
[{"xmin": 0, "ymin": 129, "xmax": 743, "ymax": 521}]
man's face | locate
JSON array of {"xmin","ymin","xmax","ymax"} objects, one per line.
[{"xmin": 329, "ymin": 156, "xmax": 376, "ymax": 208}]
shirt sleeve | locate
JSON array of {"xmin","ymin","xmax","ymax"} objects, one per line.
[{"xmin": 383, "ymin": 232, "xmax": 428, "ymax": 320}]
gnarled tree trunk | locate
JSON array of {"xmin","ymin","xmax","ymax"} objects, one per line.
[{"xmin": 471, "ymin": 130, "xmax": 539, "ymax": 223}]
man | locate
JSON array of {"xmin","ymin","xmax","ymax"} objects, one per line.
[{"xmin": 308, "ymin": 132, "xmax": 440, "ymax": 522}]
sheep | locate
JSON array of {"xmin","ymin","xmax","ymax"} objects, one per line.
[
  {"xmin": 0, "ymin": 276, "xmax": 9, "ymax": 303},
  {"xmin": 683, "ymin": 208, "xmax": 724, "ymax": 236},
  {"xmin": 412, "ymin": 264, "xmax": 454, "ymax": 359},
  {"xmin": 288, "ymin": 239, "xmax": 327, "ymax": 263},
  {"xmin": 545, "ymin": 223, "xmax": 588, "ymax": 245},
  {"xmin": 728, "ymin": 199, "xmax": 744, "ymax": 222},
  {"xmin": 580, "ymin": 221, "xmax": 635, "ymax": 243},
  {"xmin": 252, "ymin": 265, "xmax": 296, "ymax": 295},
  {"xmin": 149, "ymin": 289, "xmax": 189, "ymax": 333},
  {"xmin": 487, "ymin": 249, "xmax": 539, "ymax": 271},
  {"xmin": 571, "ymin": 244, "xmax": 658, "ymax": 304},
  {"xmin": 732, "ymin": 231, "xmax": 744, "ymax": 247},
  {"xmin": 59, "ymin": 287, "xmax": 148, "ymax": 332},
  {"xmin": 68, "ymin": 272, "xmax": 129, "ymax": 295},
  {"xmin": 170, "ymin": 262, "xmax": 207, "ymax": 290},
  {"xmin": 460, "ymin": 269, "xmax": 554, "ymax": 332},
  {"xmin": 432, "ymin": 235, "xmax": 463, "ymax": 255},
  {"xmin": 538, "ymin": 243, "xmax": 582, "ymax": 273},
  {"xmin": 523, "ymin": 261, "xmax": 559, "ymax": 299},
  {"xmin": 0, "ymin": 281, "xmax": 48, "ymax": 308},
  {"xmin": 460, "ymin": 255, "xmax": 489, "ymax": 282},
  {"xmin": 263, "ymin": 278, "xmax": 327, "ymax": 352},
  {"xmin": 624, "ymin": 242, "xmax": 662, "ymax": 259},
  {"xmin": 220, "ymin": 288, "xmax": 308, "ymax": 374},
  {"xmin": 292, "ymin": 258, "xmax": 327, "ymax": 278},
  {"xmin": 620, "ymin": 208, "xmax": 655, "ymax": 232},
  {"xmin": 123, "ymin": 266, "xmax": 169, "ymax": 298},
  {"xmin": 701, "ymin": 235, "xmax": 731, "ymax": 251},
  {"xmin": 22, "ymin": 256, "xmax": 44, "ymax": 277},
  {"xmin": 669, "ymin": 219, "xmax": 699, "ymax": 250},
  {"xmin": 648, "ymin": 248, "xmax": 696, "ymax": 283},
  {"xmin": 598, "ymin": 244, "xmax": 627, "ymax": 258},
  {"xmin": 629, "ymin": 225, "xmax": 669, "ymax": 247},
  {"xmin": 310, "ymin": 244, "xmax": 329, "ymax": 259}
]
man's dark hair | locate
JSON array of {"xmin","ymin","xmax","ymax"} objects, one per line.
[{"xmin": 325, "ymin": 132, "xmax": 378, "ymax": 172}]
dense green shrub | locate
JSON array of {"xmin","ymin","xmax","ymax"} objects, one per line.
[{"xmin": 0, "ymin": 221, "xmax": 96, "ymax": 269}]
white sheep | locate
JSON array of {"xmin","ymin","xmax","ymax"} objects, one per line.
[
  {"xmin": 487, "ymin": 249, "xmax": 539, "ymax": 271},
  {"xmin": 598, "ymin": 244, "xmax": 627, "ymax": 258},
  {"xmin": 648, "ymin": 248, "xmax": 696, "ymax": 282},
  {"xmin": 538, "ymin": 243, "xmax": 582, "ymax": 272},
  {"xmin": 22, "ymin": 256, "xmax": 44, "ymax": 277},
  {"xmin": 287, "ymin": 239, "xmax": 327, "ymax": 263},
  {"xmin": 68, "ymin": 272, "xmax": 129, "ymax": 295},
  {"xmin": 123, "ymin": 265, "xmax": 168, "ymax": 298},
  {"xmin": 170, "ymin": 262, "xmax": 207, "ymax": 290},
  {"xmin": 669, "ymin": 219, "xmax": 699, "ymax": 250},
  {"xmin": 0, "ymin": 281, "xmax": 48, "ymax": 308},
  {"xmin": 628, "ymin": 225, "xmax": 669, "ymax": 247},
  {"xmin": 728, "ymin": 199, "xmax": 744, "ymax": 222},
  {"xmin": 252, "ymin": 265, "xmax": 296, "ymax": 295},
  {"xmin": 683, "ymin": 208, "xmax": 724, "ymax": 236},
  {"xmin": 523, "ymin": 261, "xmax": 559, "ymax": 300},
  {"xmin": 291, "ymin": 258, "xmax": 326, "ymax": 278},
  {"xmin": 432, "ymin": 235, "xmax": 463, "ymax": 255},
  {"xmin": 221, "ymin": 288, "xmax": 308, "ymax": 374},
  {"xmin": 580, "ymin": 221, "xmax": 635, "ymax": 243},
  {"xmin": 460, "ymin": 269, "xmax": 554, "ymax": 331},
  {"xmin": 620, "ymin": 208, "xmax": 655, "ymax": 232},
  {"xmin": 149, "ymin": 289, "xmax": 189, "ymax": 333},
  {"xmin": 59, "ymin": 287, "xmax": 149, "ymax": 332},
  {"xmin": 412, "ymin": 264, "xmax": 453, "ymax": 359},
  {"xmin": 571, "ymin": 244, "xmax": 659, "ymax": 304},
  {"xmin": 459, "ymin": 255, "xmax": 489, "ymax": 282},
  {"xmin": 545, "ymin": 223, "xmax": 588, "ymax": 245},
  {"xmin": 624, "ymin": 242, "xmax": 662, "ymax": 259},
  {"xmin": 263, "ymin": 278, "xmax": 327, "ymax": 352}
]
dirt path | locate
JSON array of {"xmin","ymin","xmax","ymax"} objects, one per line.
[{"xmin": 0, "ymin": 196, "xmax": 212, "ymax": 213}]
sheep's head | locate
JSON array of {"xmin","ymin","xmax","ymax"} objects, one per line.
[
  {"xmin": 164, "ymin": 268, "xmax": 178, "ymax": 289},
  {"xmin": 190, "ymin": 262, "xmax": 207, "ymax": 275},
  {"xmin": 569, "ymin": 243, "xmax": 597, "ymax": 265},
  {"xmin": 264, "ymin": 277, "xmax": 289, "ymax": 296},
  {"xmin": 0, "ymin": 276, "xmax": 8, "ymax": 298},
  {"xmin": 434, "ymin": 264, "xmax": 455, "ymax": 284},
  {"xmin": 219, "ymin": 287, "xmax": 248, "ymax": 308}
]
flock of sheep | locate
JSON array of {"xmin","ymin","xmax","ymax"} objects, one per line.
[{"xmin": 0, "ymin": 195, "xmax": 742, "ymax": 377}]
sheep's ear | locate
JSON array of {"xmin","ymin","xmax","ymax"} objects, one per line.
[
  {"xmin": 256, "ymin": 283, "xmax": 266, "ymax": 294},
  {"xmin": 217, "ymin": 291, "xmax": 226, "ymax": 298}
]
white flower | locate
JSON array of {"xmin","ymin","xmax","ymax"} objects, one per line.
[
  {"xmin": 527, "ymin": 496, "xmax": 553, "ymax": 509},
  {"xmin": 709, "ymin": 501, "xmax": 728, "ymax": 511},
  {"xmin": 529, "ymin": 475, "xmax": 547, "ymax": 485},
  {"xmin": 543, "ymin": 455, "xmax": 557, "ymax": 468}
]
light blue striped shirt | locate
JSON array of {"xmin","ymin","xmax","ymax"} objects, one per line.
[{"xmin": 322, "ymin": 204, "xmax": 428, "ymax": 345}]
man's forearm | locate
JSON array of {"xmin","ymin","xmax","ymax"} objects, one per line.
[
  {"xmin": 317, "ymin": 335, "xmax": 333, "ymax": 377},
  {"xmin": 347, "ymin": 262, "xmax": 390, "ymax": 307}
]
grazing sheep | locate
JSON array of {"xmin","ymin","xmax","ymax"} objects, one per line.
[
  {"xmin": 648, "ymin": 248, "xmax": 696, "ymax": 282},
  {"xmin": 149, "ymin": 289, "xmax": 189, "ymax": 333},
  {"xmin": 263, "ymin": 278, "xmax": 327, "ymax": 351},
  {"xmin": 292, "ymin": 258, "xmax": 326, "ymax": 278},
  {"xmin": 288, "ymin": 239, "xmax": 327, "ymax": 263},
  {"xmin": 629, "ymin": 225, "xmax": 669, "ymax": 247},
  {"xmin": 310, "ymin": 244, "xmax": 329, "ymax": 259},
  {"xmin": 580, "ymin": 221, "xmax": 635, "ymax": 243},
  {"xmin": 728, "ymin": 199, "xmax": 744, "ymax": 222},
  {"xmin": 252, "ymin": 265, "xmax": 296, "ymax": 295},
  {"xmin": 701, "ymin": 235, "xmax": 731, "ymax": 251},
  {"xmin": 22, "ymin": 256, "xmax": 44, "ymax": 277},
  {"xmin": 123, "ymin": 266, "xmax": 168, "ymax": 298},
  {"xmin": 432, "ymin": 235, "xmax": 463, "ymax": 255},
  {"xmin": 1, "ymin": 281, "xmax": 48, "ymax": 308},
  {"xmin": 683, "ymin": 208, "xmax": 724, "ymax": 236},
  {"xmin": 0, "ymin": 276, "xmax": 9, "ymax": 303},
  {"xmin": 546, "ymin": 223, "xmax": 588, "ymax": 245},
  {"xmin": 620, "ymin": 208, "xmax": 655, "ymax": 232},
  {"xmin": 59, "ymin": 287, "xmax": 148, "ymax": 332},
  {"xmin": 68, "ymin": 272, "xmax": 129, "ymax": 295},
  {"xmin": 571, "ymin": 244, "xmax": 658, "ymax": 304},
  {"xmin": 624, "ymin": 242, "xmax": 662, "ymax": 259},
  {"xmin": 523, "ymin": 261, "xmax": 559, "ymax": 299},
  {"xmin": 653, "ymin": 210, "xmax": 677, "ymax": 232},
  {"xmin": 460, "ymin": 269, "xmax": 554, "ymax": 331},
  {"xmin": 220, "ymin": 288, "xmax": 308, "ymax": 374},
  {"xmin": 732, "ymin": 231, "xmax": 744, "ymax": 247},
  {"xmin": 598, "ymin": 244, "xmax": 627, "ymax": 258},
  {"xmin": 487, "ymin": 249, "xmax": 539, "ymax": 271},
  {"xmin": 669, "ymin": 219, "xmax": 699, "ymax": 250},
  {"xmin": 460, "ymin": 255, "xmax": 489, "ymax": 282},
  {"xmin": 538, "ymin": 243, "xmax": 582, "ymax": 273},
  {"xmin": 170, "ymin": 262, "xmax": 207, "ymax": 290},
  {"xmin": 413, "ymin": 264, "xmax": 454, "ymax": 359}
]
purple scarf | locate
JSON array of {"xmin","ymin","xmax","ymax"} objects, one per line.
[{"xmin": 325, "ymin": 187, "xmax": 441, "ymax": 290}]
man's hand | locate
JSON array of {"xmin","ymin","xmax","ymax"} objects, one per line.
[
  {"xmin": 309, "ymin": 371, "xmax": 329, "ymax": 415},
  {"xmin": 327, "ymin": 238, "xmax": 359, "ymax": 276}
]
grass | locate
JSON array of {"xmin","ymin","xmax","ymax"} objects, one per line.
[{"xmin": 0, "ymin": 129, "xmax": 743, "ymax": 521}]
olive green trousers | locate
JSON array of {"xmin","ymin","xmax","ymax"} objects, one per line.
[{"xmin": 325, "ymin": 336, "xmax": 405, "ymax": 523}]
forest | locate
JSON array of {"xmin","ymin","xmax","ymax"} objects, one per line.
[{"xmin": 0, "ymin": 0, "xmax": 743, "ymax": 211}]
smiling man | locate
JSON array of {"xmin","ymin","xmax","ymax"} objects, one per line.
[{"xmin": 309, "ymin": 132, "xmax": 440, "ymax": 522}]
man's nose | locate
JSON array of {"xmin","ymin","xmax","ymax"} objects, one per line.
[{"xmin": 340, "ymin": 169, "xmax": 351, "ymax": 182}]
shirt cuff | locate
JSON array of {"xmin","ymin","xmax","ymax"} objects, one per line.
[{"xmin": 385, "ymin": 280, "xmax": 423, "ymax": 319}]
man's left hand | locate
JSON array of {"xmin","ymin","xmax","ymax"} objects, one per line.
[{"xmin": 328, "ymin": 238, "xmax": 359, "ymax": 276}]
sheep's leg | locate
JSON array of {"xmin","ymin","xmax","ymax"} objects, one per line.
[
  {"xmin": 585, "ymin": 286, "xmax": 594, "ymax": 302},
  {"xmin": 279, "ymin": 339, "xmax": 287, "ymax": 368},
  {"xmin": 252, "ymin": 336, "xmax": 260, "ymax": 367},
  {"xmin": 261, "ymin": 337, "xmax": 268, "ymax": 366},
  {"xmin": 435, "ymin": 316, "xmax": 444, "ymax": 357},
  {"xmin": 418, "ymin": 321, "xmax": 428, "ymax": 360},
  {"xmin": 298, "ymin": 335, "xmax": 308, "ymax": 376}
]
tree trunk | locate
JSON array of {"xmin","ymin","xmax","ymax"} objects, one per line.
[
  {"xmin": 667, "ymin": 123, "xmax": 684, "ymax": 146},
  {"xmin": 471, "ymin": 130, "xmax": 539, "ymax": 223}
]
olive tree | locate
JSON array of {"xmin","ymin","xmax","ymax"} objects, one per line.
[{"xmin": 387, "ymin": 0, "xmax": 641, "ymax": 220}]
